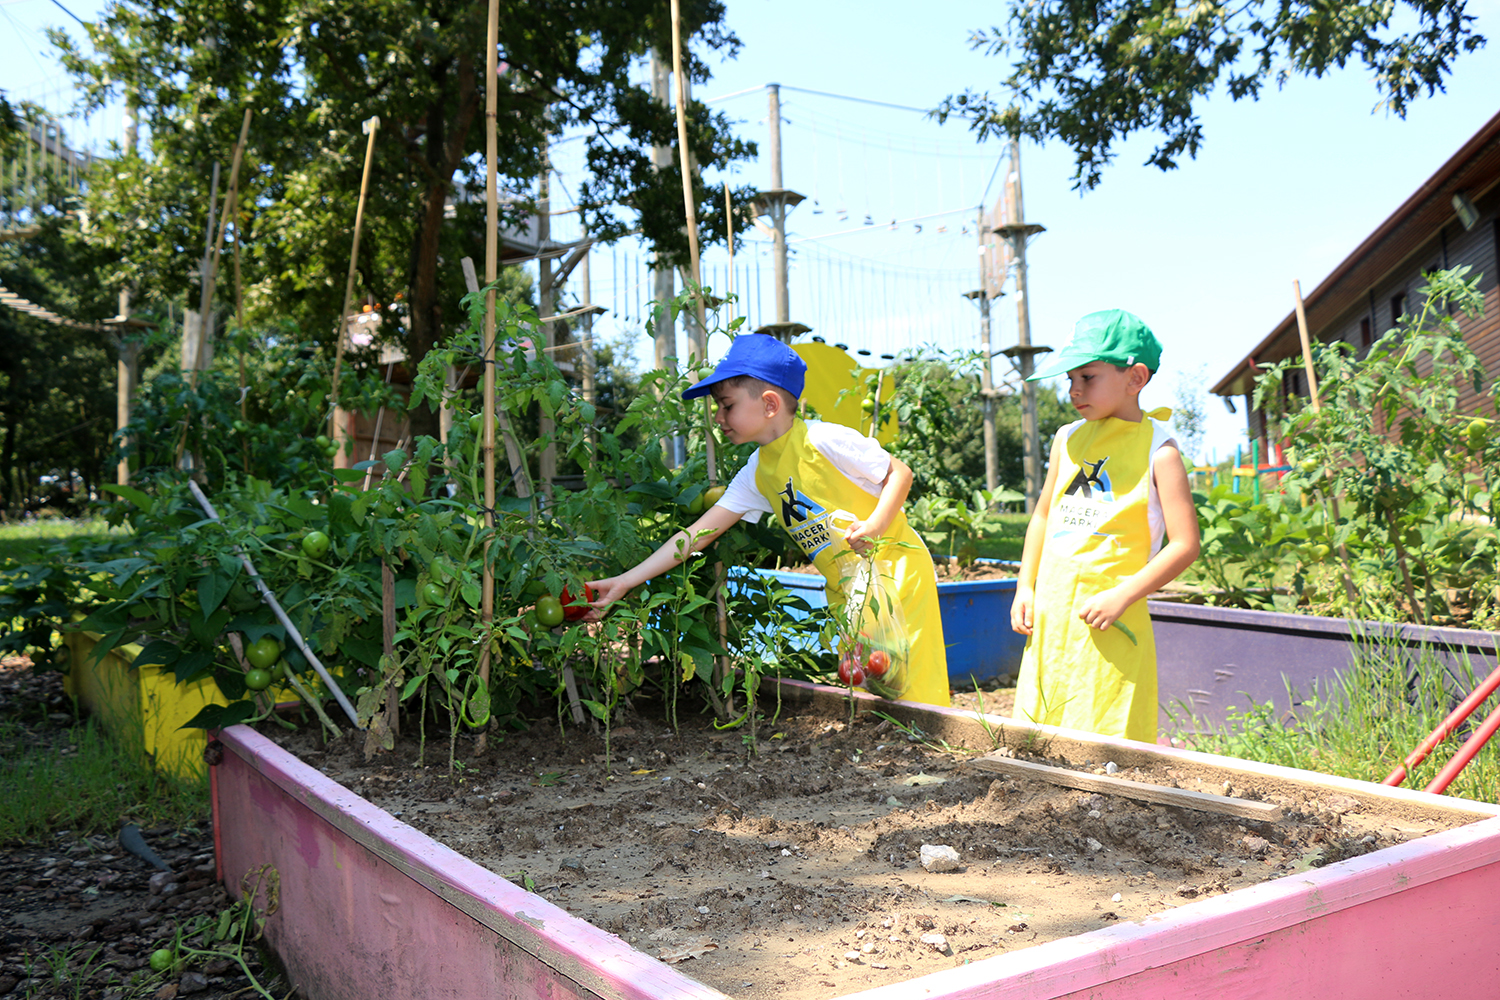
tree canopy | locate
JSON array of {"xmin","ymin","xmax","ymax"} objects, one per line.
[
  {"xmin": 54, "ymin": 0, "xmax": 755, "ymax": 435},
  {"xmin": 940, "ymin": 0, "xmax": 1486, "ymax": 189}
]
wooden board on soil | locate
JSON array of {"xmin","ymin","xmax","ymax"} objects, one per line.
[{"xmin": 262, "ymin": 696, "xmax": 1480, "ymax": 1000}]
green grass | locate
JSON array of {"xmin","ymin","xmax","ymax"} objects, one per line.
[
  {"xmin": 0, "ymin": 517, "xmax": 120, "ymax": 566},
  {"xmin": 1174, "ymin": 637, "xmax": 1500, "ymax": 804},
  {"xmin": 0, "ymin": 714, "xmax": 209, "ymax": 844},
  {"xmin": 925, "ymin": 512, "xmax": 1030, "ymax": 563}
]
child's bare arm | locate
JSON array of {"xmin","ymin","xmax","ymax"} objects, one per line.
[
  {"xmin": 1074, "ymin": 443, "xmax": 1201, "ymax": 631},
  {"xmin": 843, "ymin": 456, "xmax": 914, "ymax": 553},
  {"xmin": 586, "ymin": 504, "xmax": 744, "ymax": 615},
  {"xmin": 1011, "ymin": 435, "xmax": 1063, "ymax": 635}
]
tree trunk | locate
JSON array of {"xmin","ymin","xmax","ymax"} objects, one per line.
[{"xmin": 404, "ymin": 53, "xmax": 481, "ymax": 443}]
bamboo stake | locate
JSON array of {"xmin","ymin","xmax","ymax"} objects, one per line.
[
  {"xmin": 670, "ymin": 0, "xmax": 732, "ymax": 718},
  {"xmin": 232, "ymin": 183, "xmax": 249, "ymax": 474},
  {"xmin": 193, "ymin": 108, "xmax": 253, "ymax": 387},
  {"xmin": 1292, "ymin": 279, "xmax": 1359, "ymax": 607},
  {"xmin": 479, "ymin": 0, "xmax": 500, "ymax": 690},
  {"xmin": 1292, "ymin": 280, "xmax": 1322, "ymax": 411},
  {"xmin": 328, "ymin": 115, "xmax": 381, "ymax": 441}
]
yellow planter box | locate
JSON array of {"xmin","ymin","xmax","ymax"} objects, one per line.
[{"xmin": 63, "ymin": 631, "xmax": 227, "ymax": 780}]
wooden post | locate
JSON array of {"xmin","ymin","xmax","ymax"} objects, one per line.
[
  {"xmin": 328, "ymin": 115, "xmax": 381, "ymax": 444},
  {"xmin": 478, "ymin": 0, "xmax": 501, "ymax": 690}
]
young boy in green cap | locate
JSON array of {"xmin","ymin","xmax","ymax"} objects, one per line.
[
  {"xmin": 587, "ymin": 334, "xmax": 951, "ymax": 707},
  {"xmin": 1009, "ymin": 310, "xmax": 1200, "ymax": 742}
]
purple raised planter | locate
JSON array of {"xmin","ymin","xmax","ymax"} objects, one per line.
[{"xmin": 1148, "ymin": 600, "xmax": 1500, "ymax": 733}]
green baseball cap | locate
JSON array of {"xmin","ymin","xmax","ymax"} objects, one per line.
[{"xmin": 1027, "ymin": 310, "xmax": 1162, "ymax": 381}]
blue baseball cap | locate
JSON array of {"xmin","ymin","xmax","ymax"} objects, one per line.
[{"xmin": 682, "ymin": 334, "xmax": 807, "ymax": 400}]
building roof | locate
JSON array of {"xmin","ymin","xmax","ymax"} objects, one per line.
[{"xmin": 1213, "ymin": 108, "xmax": 1500, "ymax": 398}]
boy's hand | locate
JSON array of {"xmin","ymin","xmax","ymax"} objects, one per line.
[
  {"xmin": 1010, "ymin": 586, "xmax": 1035, "ymax": 635},
  {"xmin": 841, "ymin": 520, "xmax": 878, "ymax": 554},
  {"xmin": 1076, "ymin": 587, "xmax": 1130, "ymax": 632}
]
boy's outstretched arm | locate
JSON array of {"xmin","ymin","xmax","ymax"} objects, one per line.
[
  {"xmin": 843, "ymin": 457, "xmax": 914, "ymax": 552},
  {"xmin": 1011, "ymin": 434, "xmax": 1063, "ymax": 636},
  {"xmin": 585, "ymin": 504, "xmax": 744, "ymax": 617},
  {"xmin": 1074, "ymin": 443, "xmax": 1202, "ymax": 631}
]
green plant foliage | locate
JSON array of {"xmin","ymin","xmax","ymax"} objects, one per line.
[{"xmin": 1251, "ymin": 266, "xmax": 1498, "ymax": 628}]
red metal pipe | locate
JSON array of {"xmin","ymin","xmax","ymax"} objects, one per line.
[
  {"xmin": 1424, "ymin": 697, "xmax": 1500, "ymax": 795},
  {"xmin": 1384, "ymin": 660, "xmax": 1500, "ymax": 786}
]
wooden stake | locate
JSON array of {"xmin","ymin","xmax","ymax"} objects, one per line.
[
  {"xmin": 1292, "ymin": 279, "xmax": 1358, "ymax": 607},
  {"xmin": 193, "ymin": 108, "xmax": 253, "ymax": 387},
  {"xmin": 479, "ymin": 0, "xmax": 500, "ymax": 689},
  {"xmin": 328, "ymin": 115, "xmax": 381, "ymax": 440},
  {"xmin": 1292, "ymin": 280, "xmax": 1322, "ymax": 412}
]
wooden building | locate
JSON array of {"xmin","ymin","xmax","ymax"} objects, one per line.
[{"xmin": 1213, "ymin": 109, "xmax": 1500, "ymax": 451}]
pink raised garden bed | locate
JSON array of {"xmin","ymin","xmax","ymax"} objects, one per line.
[{"xmin": 212, "ymin": 680, "xmax": 1500, "ymax": 1000}]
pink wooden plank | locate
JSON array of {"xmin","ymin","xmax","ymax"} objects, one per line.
[
  {"xmin": 831, "ymin": 816, "xmax": 1500, "ymax": 999},
  {"xmin": 214, "ymin": 724, "xmax": 728, "ymax": 1000}
]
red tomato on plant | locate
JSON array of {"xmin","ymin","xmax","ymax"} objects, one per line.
[
  {"xmin": 865, "ymin": 649, "xmax": 890, "ymax": 677},
  {"xmin": 837, "ymin": 657, "xmax": 865, "ymax": 687},
  {"xmin": 560, "ymin": 584, "xmax": 594, "ymax": 621}
]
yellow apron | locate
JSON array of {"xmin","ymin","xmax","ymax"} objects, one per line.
[
  {"xmin": 755, "ymin": 418, "xmax": 950, "ymax": 707},
  {"xmin": 1013, "ymin": 412, "xmax": 1170, "ymax": 741}
]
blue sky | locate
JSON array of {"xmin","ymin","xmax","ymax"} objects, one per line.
[{"xmin": 6, "ymin": 0, "xmax": 1499, "ymax": 464}]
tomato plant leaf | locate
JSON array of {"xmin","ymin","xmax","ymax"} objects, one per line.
[{"xmin": 177, "ymin": 700, "xmax": 257, "ymax": 731}]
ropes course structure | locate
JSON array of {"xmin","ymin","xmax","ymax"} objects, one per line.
[
  {"xmin": 1, "ymin": 115, "xmax": 105, "ymax": 330},
  {"xmin": 542, "ymin": 81, "xmax": 1035, "ymax": 367}
]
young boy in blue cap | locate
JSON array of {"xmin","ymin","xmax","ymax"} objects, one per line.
[
  {"xmin": 1010, "ymin": 310, "xmax": 1200, "ymax": 742},
  {"xmin": 587, "ymin": 334, "xmax": 951, "ymax": 707}
]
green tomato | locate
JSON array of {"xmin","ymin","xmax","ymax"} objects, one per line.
[
  {"xmin": 233, "ymin": 420, "xmax": 249, "ymax": 434},
  {"xmin": 861, "ymin": 397, "xmax": 876, "ymax": 414},
  {"xmin": 270, "ymin": 660, "xmax": 288, "ymax": 682},
  {"xmin": 429, "ymin": 556, "xmax": 454, "ymax": 585},
  {"xmin": 422, "ymin": 582, "xmax": 446, "ymax": 607},
  {"xmin": 535, "ymin": 595, "xmax": 565, "ymax": 628},
  {"xmin": 246, "ymin": 636, "xmax": 281, "ymax": 670},
  {"xmin": 314, "ymin": 434, "xmax": 331, "ymax": 450},
  {"xmin": 324, "ymin": 443, "xmax": 340, "ymax": 458},
  {"xmin": 703, "ymin": 485, "xmax": 725, "ymax": 509},
  {"xmin": 1298, "ymin": 458, "xmax": 1319, "ymax": 474},
  {"xmin": 245, "ymin": 668, "xmax": 273, "ymax": 691},
  {"xmin": 301, "ymin": 530, "xmax": 331, "ymax": 559},
  {"xmin": 468, "ymin": 413, "xmax": 482, "ymax": 433},
  {"xmin": 149, "ymin": 949, "xmax": 175, "ymax": 972}
]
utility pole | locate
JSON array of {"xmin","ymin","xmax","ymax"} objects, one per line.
[
  {"xmin": 967, "ymin": 205, "xmax": 999, "ymax": 491},
  {"xmin": 753, "ymin": 84, "xmax": 807, "ymax": 343},
  {"xmin": 995, "ymin": 138, "xmax": 1049, "ymax": 512}
]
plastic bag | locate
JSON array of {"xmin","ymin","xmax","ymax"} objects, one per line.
[{"xmin": 831, "ymin": 550, "xmax": 911, "ymax": 700}]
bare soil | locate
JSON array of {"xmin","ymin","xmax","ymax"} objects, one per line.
[
  {"xmin": 261, "ymin": 688, "xmax": 1469, "ymax": 1000},
  {"xmin": 0, "ymin": 659, "xmax": 292, "ymax": 1000}
]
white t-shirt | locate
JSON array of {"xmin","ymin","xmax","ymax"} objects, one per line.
[{"xmin": 718, "ymin": 420, "xmax": 892, "ymax": 523}]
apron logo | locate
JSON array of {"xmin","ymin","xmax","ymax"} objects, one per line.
[
  {"xmin": 1063, "ymin": 458, "xmax": 1111, "ymax": 500},
  {"xmin": 778, "ymin": 477, "xmax": 823, "ymax": 525}
]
